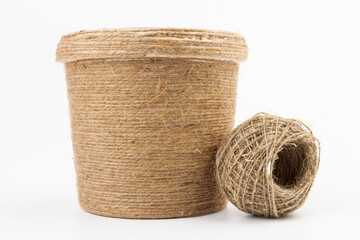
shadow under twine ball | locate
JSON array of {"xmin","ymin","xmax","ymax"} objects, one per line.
[{"xmin": 215, "ymin": 113, "xmax": 320, "ymax": 218}]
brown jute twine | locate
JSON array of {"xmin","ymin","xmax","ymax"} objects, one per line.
[
  {"xmin": 56, "ymin": 28, "xmax": 248, "ymax": 218},
  {"xmin": 216, "ymin": 113, "xmax": 320, "ymax": 218}
]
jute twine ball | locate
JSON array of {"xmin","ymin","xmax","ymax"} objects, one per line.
[{"xmin": 216, "ymin": 113, "xmax": 320, "ymax": 218}]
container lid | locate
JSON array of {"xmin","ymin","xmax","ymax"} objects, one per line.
[{"xmin": 56, "ymin": 28, "xmax": 248, "ymax": 63}]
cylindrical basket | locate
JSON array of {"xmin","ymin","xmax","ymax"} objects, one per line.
[{"xmin": 56, "ymin": 28, "xmax": 248, "ymax": 218}]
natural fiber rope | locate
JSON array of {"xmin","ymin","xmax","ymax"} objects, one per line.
[
  {"xmin": 56, "ymin": 28, "xmax": 248, "ymax": 218},
  {"xmin": 216, "ymin": 113, "xmax": 320, "ymax": 218}
]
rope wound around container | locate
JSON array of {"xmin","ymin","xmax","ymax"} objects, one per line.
[
  {"xmin": 215, "ymin": 113, "xmax": 320, "ymax": 218},
  {"xmin": 56, "ymin": 28, "xmax": 248, "ymax": 219}
]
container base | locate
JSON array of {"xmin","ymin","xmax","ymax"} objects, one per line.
[{"xmin": 78, "ymin": 199, "xmax": 228, "ymax": 219}]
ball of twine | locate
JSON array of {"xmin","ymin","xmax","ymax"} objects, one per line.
[{"xmin": 216, "ymin": 112, "xmax": 320, "ymax": 218}]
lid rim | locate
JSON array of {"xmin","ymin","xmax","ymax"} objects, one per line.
[{"xmin": 56, "ymin": 28, "xmax": 248, "ymax": 63}]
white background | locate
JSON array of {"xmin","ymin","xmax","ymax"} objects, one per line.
[{"xmin": 0, "ymin": 0, "xmax": 359, "ymax": 239}]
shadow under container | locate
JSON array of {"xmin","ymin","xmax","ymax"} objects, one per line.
[{"xmin": 56, "ymin": 28, "xmax": 248, "ymax": 218}]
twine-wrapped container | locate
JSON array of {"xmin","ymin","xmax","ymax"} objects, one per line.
[{"xmin": 56, "ymin": 28, "xmax": 248, "ymax": 218}]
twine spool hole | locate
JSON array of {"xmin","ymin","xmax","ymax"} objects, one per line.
[
  {"xmin": 216, "ymin": 112, "xmax": 320, "ymax": 218},
  {"xmin": 272, "ymin": 140, "xmax": 309, "ymax": 188}
]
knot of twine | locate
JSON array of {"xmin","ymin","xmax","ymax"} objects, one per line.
[{"xmin": 216, "ymin": 112, "xmax": 320, "ymax": 217}]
